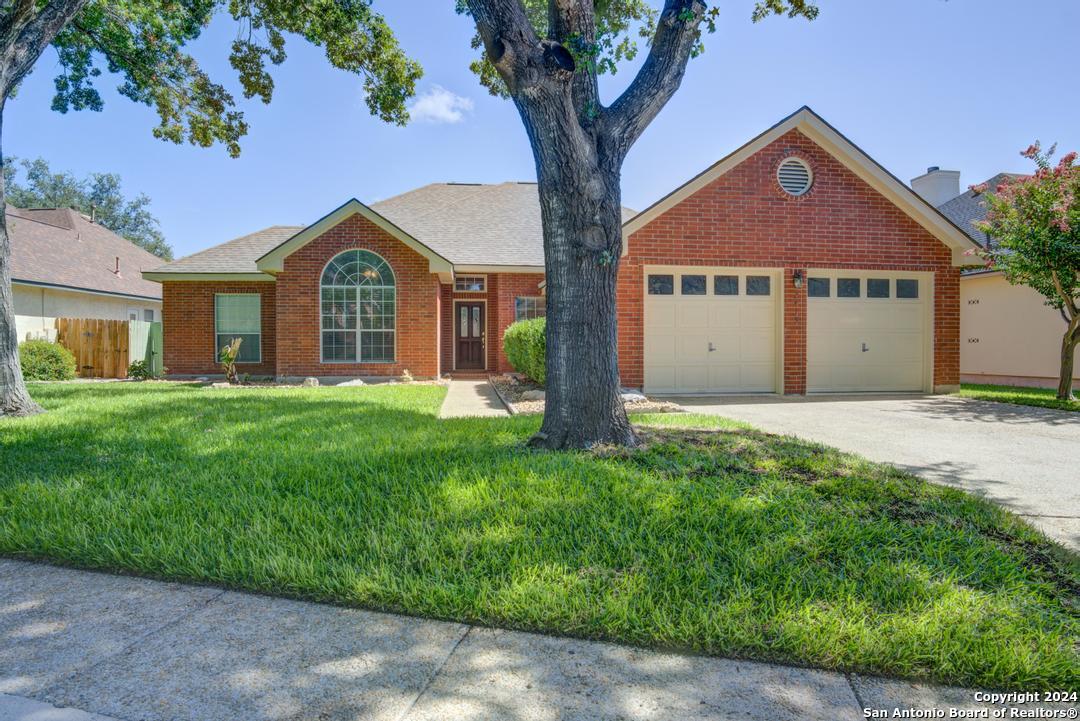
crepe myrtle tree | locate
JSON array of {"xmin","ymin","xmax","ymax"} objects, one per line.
[
  {"xmin": 0, "ymin": 0, "xmax": 420, "ymax": 417},
  {"xmin": 459, "ymin": 0, "xmax": 817, "ymax": 448},
  {"xmin": 975, "ymin": 142, "xmax": 1080, "ymax": 401}
]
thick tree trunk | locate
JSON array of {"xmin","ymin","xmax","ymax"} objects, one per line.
[
  {"xmin": 513, "ymin": 86, "xmax": 635, "ymax": 449},
  {"xmin": 533, "ymin": 170, "xmax": 635, "ymax": 449},
  {"xmin": 0, "ymin": 104, "xmax": 42, "ymax": 416},
  {"xmin": 1057, "ymin": 319, "xmax": 1079, "ymax": 401}
]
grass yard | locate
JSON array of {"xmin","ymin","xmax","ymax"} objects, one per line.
[
  {"xmin": 958, "ymin": 383, "xmax": 1080, "ymax": 412},
  {"xmin": 2, "ymin": 383, "xmax": 1078, "ymax": 690}
]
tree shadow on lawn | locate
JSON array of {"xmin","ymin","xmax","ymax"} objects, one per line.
[{"xmin": 2, "ymin": 383, "xmax": 1079, "ymax": 689}]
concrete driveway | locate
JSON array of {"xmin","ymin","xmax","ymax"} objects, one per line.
[{"xmin": 672, "ymin": 394, "xmax": 1080, "ymax": 549}]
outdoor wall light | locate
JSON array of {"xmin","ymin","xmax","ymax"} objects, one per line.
[{"xmin": 793, "ymin": 269, "xmax": 805, "ymax": 288}]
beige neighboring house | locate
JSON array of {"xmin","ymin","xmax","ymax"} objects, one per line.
[
  {"xmin": 9, "ymin": 206, "xmax": 163, "ymax": 342},
  {"xmin": 912, "ymin": 168, "xmax": 1079, "ymax": 388}
]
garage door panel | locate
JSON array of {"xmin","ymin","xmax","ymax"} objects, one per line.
[
  {"xmin": 644, "ymin": 269, "xmax": 778, "ymax": 394},
  {"xmin": 807, "ymin": 271, "xmax": 928, "ymax": 393},
  {"xmin": 646, "ymin": 334, "xmax": 676, "ymax": 365},
  {"xmin": 708, "ymin": 304, "xmax": 741, "ymax": 328},
  {"xmin": 739, "ymin": 304, "xmax": 775, "ymax": 329},
  {"xmin": 646, "ymin": 304, "xmax": 676, "ymax": 329},
  {"xmin": 677, "ymin": 303, "xmax": 709, "ymax": 328},
  {"xmin": 739, "ymin": 332, "xmax": 775, "ymax": 362}
]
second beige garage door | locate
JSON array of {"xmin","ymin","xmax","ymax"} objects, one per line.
[
  {"xmin": 806, "ymin": 270, "xmax": 931, "ymax": 392},
  {"xmin": 644, "ymin": 267, "xmax": 780, "ymax": 393}
]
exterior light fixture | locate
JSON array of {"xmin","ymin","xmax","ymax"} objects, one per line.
[{"xmin": 793, "ymin": 269, "xmax": 805, "ymax": 289}]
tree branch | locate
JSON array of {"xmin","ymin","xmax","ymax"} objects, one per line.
[
  {"xmin": 604, "ymin": 0, "xmax": 705, "ymax": 159},
  {"xmin": 547, "ymin": 0, "xmax": 600, "ymax": 128},
  {"xmin": 1, "ymin": 0, "xmax": 90, "ymax": 93},
  {"xmin": 465, "ymin": 0, "xmax": 543, "ymax": 96}
]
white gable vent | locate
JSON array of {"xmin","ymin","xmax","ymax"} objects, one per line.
[{"xmin": 777, "ymin": 157, "xmax": 813, "ymax": 196}]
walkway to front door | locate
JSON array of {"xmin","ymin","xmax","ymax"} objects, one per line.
[{"xmin": 455, "ymin": 301, "xmax": 485, "ymax": 370}]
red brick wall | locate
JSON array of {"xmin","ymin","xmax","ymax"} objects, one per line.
[
  {"xmin": 275, "ymin": 213, "xmax": 440, "ymax": 378},
  {"xmin": 493, "ymin": 273, "xmax": 546, "ymax": 372},
  {"xmin": 438, "ymin": 272, "xmax": 544, "ymax": 373},
  {"xmin": 618, "ymin": 128, "xmax": 960, "ymax": 393},
  {"xmin": 161, "ymin": 281, "xmax": 277, "ymax": 376}
]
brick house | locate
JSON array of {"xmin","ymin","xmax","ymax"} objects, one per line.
[{"xmin": 145, "ymin": 107, "xmax": 979, "ymax": 393}]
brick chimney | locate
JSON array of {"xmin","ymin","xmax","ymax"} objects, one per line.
[{"xmin": 911, "ymin": 166, "xmax": 961, "ymax": 208}]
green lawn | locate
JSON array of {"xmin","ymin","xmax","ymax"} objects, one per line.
[
  {"xmin": 2, "ymin": 383, "xmax": 1077, "ymax": 690},
  {"xmin": 958, "ymin": 383, "xmax": 1080, "ymax": 412}
]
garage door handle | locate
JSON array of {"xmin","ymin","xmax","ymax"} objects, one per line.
[
  {"xmin": 708, "ymin": 342, "xmax": 716, "ymax": 352},
  {"xmin": 861, "ymin": 342, "xmax": 870, "ymax": 353}
]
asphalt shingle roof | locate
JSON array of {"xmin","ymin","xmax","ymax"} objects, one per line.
[
  {"xmin": 935, "ymin": 172, "xmax": 1023, "ymax": 247},
  {"xmin": 9, "ymin": 207, "xmax": 164, "ymax": 299},
  {"xmin": 147, "ymin": 225, "xmax": 303, "ymax": 274},
  {"xmin": 148, "ymin": 182, "xmax": 637, "ymax": 275}
]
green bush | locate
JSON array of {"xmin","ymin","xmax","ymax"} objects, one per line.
[
  {"xmin": 19, "ymin": 340, "xmax": 77, "ymax": 381},
  {"xmin": 128, "ymin": 360, "xmax": 153, "ymax": 380},
  {"xmin": 503, "ymin": 317, "xmax": 546, "ymax": 383}
]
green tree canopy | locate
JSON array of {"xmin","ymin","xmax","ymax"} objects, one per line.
[
  {"xmin": 977, "ymin": 142, "xmax": 1080, "ymax": 399},
  {"xmin": 4, "ymin": 157, "xmax": 171, "ymax": 259}
]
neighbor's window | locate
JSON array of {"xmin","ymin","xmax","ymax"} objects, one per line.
[
  {"xmin": 867, "ymin": 279, "xmax": 890, "ymax": 298},
  {"xmin": 807, "ymin": 277, "xmax": 830, "ymax": 298},
  {"xmin": 515, "ymin": 296, "xmax": 545, "ymax": 321},
  {"xmin": 143, "ymin": 309, "xmax": 155, "ymax": 322},
  {"xmin": 837, "ymin": 278, "xmax": 861, "ymax": 298},
  {"xmin": 681, "ymin": 274, "xmax": 706, "ymax": 295},
  {"xmin": 897, "ymin": 279, "xmax": 919, "ymax": 299},
  {"xmin": 746, "ymin": 276, "xmax": 771, "ymax": 296},
  {"xmin": 714, "ymin": 275, "xmax": 738, "ymax": 296},
  {"xmin": 648, "ymin": 274, "xmax": 674, "ymax": 295},
  {"xmin": 454, "ymin": 275, "xmax": 486, "ymax": 292},
  {"xmin": 321, "ymin": 249, "xmax": 396, "ymax": 363},
  {"xmin": 215, "ymin": 294, "xmax": 261, "ymax": 363}
]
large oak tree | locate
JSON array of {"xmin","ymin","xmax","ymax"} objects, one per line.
[
  {"xmin": 459, "ymin": 0, "xmax": 815, "ymax": 448},
  {"xmin": 0, "ymin": 0, "xmax": 420, "ymax": 416}
]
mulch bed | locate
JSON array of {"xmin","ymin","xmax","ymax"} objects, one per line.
[{"xmin": 490, "ymin": 375, "xmax": 682, "ymax": 415}]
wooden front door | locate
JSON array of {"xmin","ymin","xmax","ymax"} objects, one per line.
[{"xmin": 455, "ymin": 302, "xmax": 486, "ymax": 369}]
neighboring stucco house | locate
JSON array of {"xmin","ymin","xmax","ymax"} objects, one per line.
[
  {"xmin": 10, "ymin": 206, "xmax": 163, "ymax": 342},
  {"xmin": 912, "ymin": 168, "xmax": 1080, "ymax": 388},
  {"xmin": 145, "ymin": 108, "xmax": 979, "ymax": 393}
]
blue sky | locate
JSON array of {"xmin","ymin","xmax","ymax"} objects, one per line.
[{"xmin": 6, "ymin": 0, "xmax": 1078, "ymax": 259}]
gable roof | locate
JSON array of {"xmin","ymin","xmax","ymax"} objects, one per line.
[
  {"xmin": 936, "ymin": 172, "xmax": 1023, "ymax": 247},
  {"xmin": 256, "ymin": 198, "xmax": 453, "ymax": 275},
  {"xmin": 146, "ymin": 183, "xmax": 637, "ymax": 279},
  {"xmin": 143, "ymin": 225, "xmax": 302, "ymax": 280},
  {"xmin": 621, "ymin": 106, "xmax": 983, "ymax": 266},
  {"xmin": 371, "ymin": 181, "xmax": 636, "ymax": 269},
  {"xmin": 9, "ymin": 207, "xmax": 163, "ymax": 299}
]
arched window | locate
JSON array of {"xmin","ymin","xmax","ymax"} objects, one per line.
[{"xmin": 321, "ymin": 249, "xmax": 396, "ymax": 363}]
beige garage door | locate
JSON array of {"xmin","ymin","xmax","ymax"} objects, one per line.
[
  {"xmin": 644, "ymin": 267, "xmax": 779, "ymax": 393},
  {"xmin": 806, "ymin": 271, "xmax": 930, "ymax": 392}
]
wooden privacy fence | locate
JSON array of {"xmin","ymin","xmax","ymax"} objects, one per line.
[{"xmin": 54, "ymin": 318, "xmax": 164, "ymax": 379}]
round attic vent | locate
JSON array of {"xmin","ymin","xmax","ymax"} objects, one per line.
[{"xmin": 777, "ymin": 157, "xmax": 813, "ymax": 196}]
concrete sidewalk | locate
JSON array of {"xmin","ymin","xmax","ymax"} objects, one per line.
[
  {"xmin": 4, "ymin": 560, "xmax": 1068, "ymax": 721},
  {"xmin": 438, "ymin": 379, "xmax": 509, "ymax": 418}
]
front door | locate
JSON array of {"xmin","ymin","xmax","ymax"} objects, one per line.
[{"xmin": 456, "ymin": 302, "xmax": 485, "ymax": 370}]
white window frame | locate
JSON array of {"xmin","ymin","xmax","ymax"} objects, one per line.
[
  {"xmin": 454, "ymin": 274, "xmax": 487, "ymax": 293},
  {"xmin": 319, "ymin": 249, "xmax": 397, "ymax": 364},
  {"xmin": 514, "ymin": 296, "xmax": 545, "ymax": 322},
  {"xmin": 214, "ymin": 293, "xmax": 262, "ymax": 364}
]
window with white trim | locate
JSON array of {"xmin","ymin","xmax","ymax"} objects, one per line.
[
  {"xmin": 215, "ymin": 294, "xmax": 261, "ymax": 363},
  {"xmin": 454, "ymin": 275, "xmax": 486, "ymax": 292},
  {"xmin": 320, "ymin": 249, "xmax": 396, "ymax": 363},
  {"xmin": 514, "ymin": 296, "xmax": 545, "ymax": 321}
]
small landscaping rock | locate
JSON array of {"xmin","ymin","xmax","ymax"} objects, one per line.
[
  {"xmin": 337, "ymin": 379, "xmax": 366, "ymax": 387},
  {"xmin": 521, "ymin": 389, "xmax": 546, "ymax": 401},
  {"xmin": 302, "ymin": 377, "xmax": 320, "ymax": 387},
  {"xmin": 620, "ymin": 390, "xmax": 647, "ymax": 403}
]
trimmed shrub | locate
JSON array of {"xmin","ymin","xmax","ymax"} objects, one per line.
[
  {"xmin": 19, "ymin": 340, "xmax": 77, "ymax": 381},
  {"xmin": 503, "ymin": 317, "xmax": 546, "ymax": 383}
]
